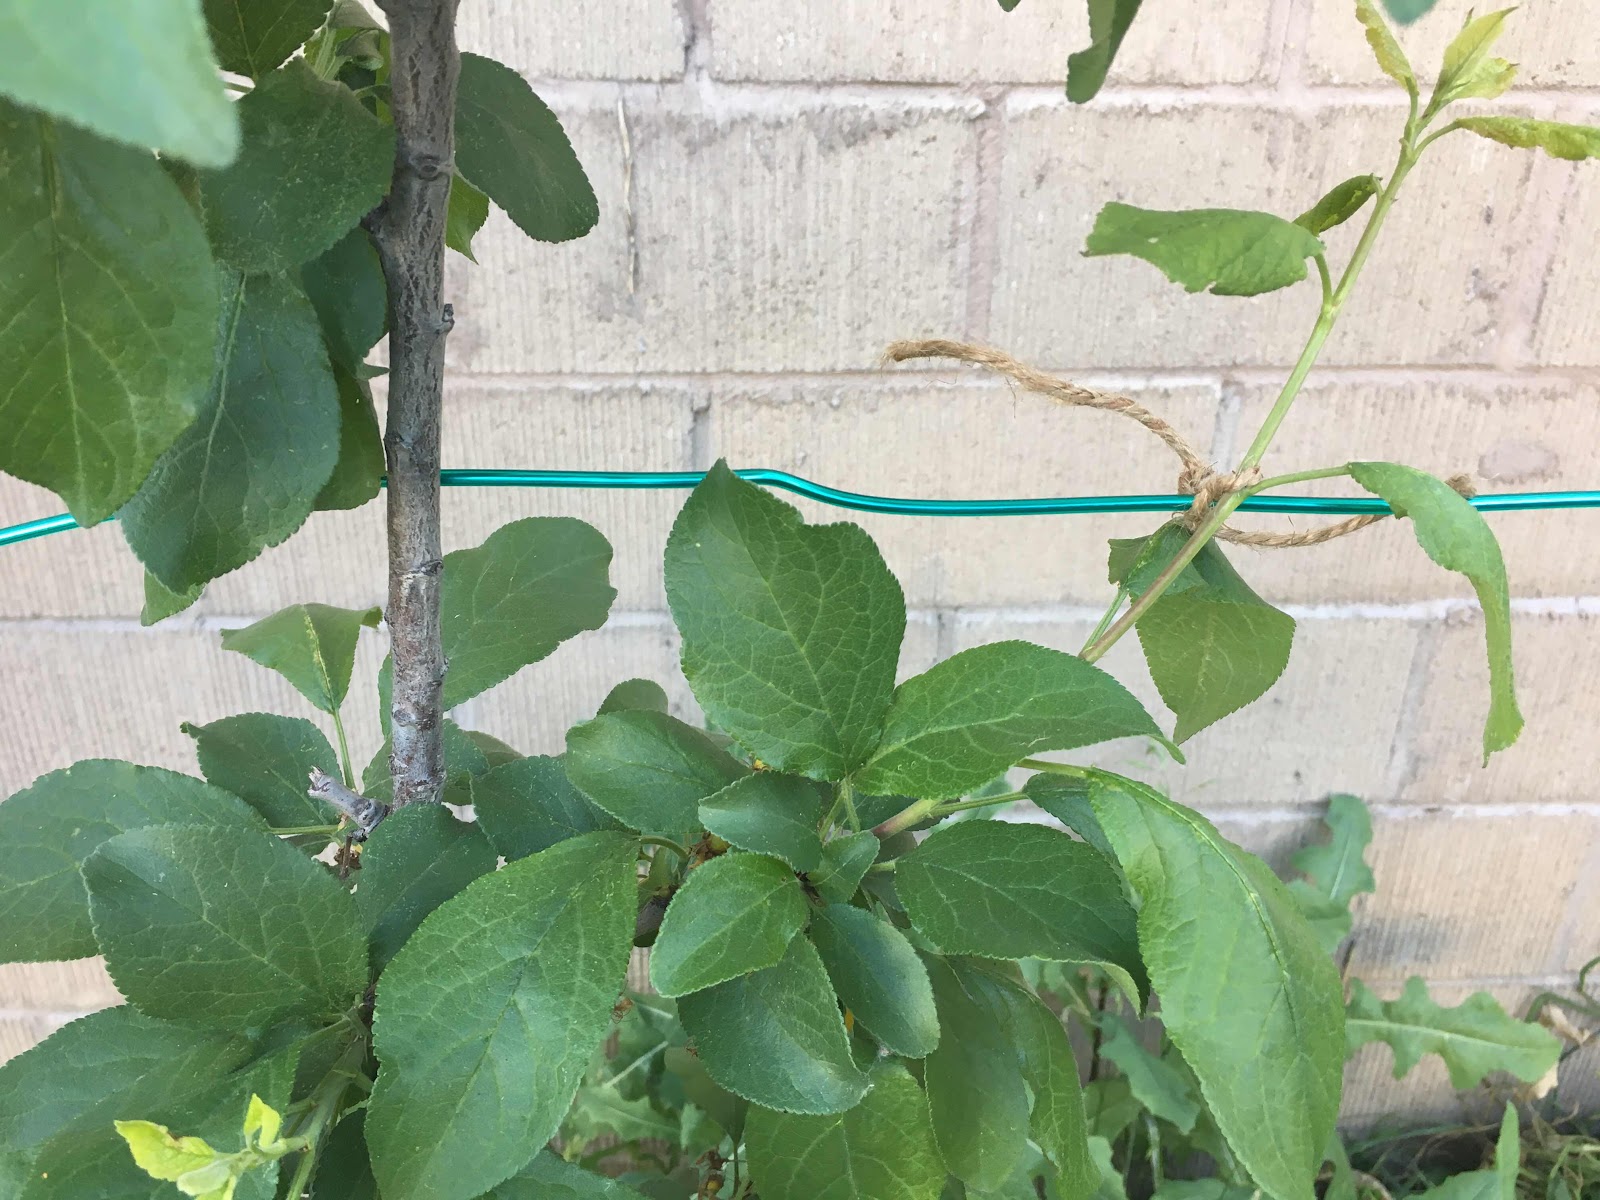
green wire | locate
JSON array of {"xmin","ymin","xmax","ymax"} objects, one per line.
[{"xmin": 3, "ymin": 468, "xmax": 1598, "ymax": 550}]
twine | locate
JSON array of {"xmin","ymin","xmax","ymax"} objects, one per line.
[{"xmin": 883, "ymin": 339, "xmax": 1473, "ymax": 548}]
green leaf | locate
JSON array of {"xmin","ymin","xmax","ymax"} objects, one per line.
[
  {"xmin": 665, "ymin": 460, "xmax": 906, "ymax": 780},
  {"xmin": 1023, "ymin": 775, "xmax": 1115, "ymax": 861},
  {"xmin": 221, "ymin": 603, "xmax": 380, "ymax": 714},
  {"xmin": 1414, "ymin": 1105, "xmax": 1519, "ymax": 1200},
  {"xmin": 651, "ymin": 853, "xmax": 808, "ymax": 997},
  {"xmin": 1287, "ymin": 793, "xmax": 1376, "ymax": 955},
  {"xmin": 471, "ymin": 754, "xmax": 622, "ymax": 860},
  {"xmin": 599, "ymin": 678, "xmax": 672, "ymax": 715},
  {"xmin": 142, "ymin": 573, "xmax": 204, "ymax": 626},
  {"xmin": 85, "ymin": 824, "xmax": 367, "ymax": 1027},
  {"xmin": 183, "ymin": 713, "xmax": 341, "ymax": 829},
  {"xmin": 486, "ymin": 1151, "xmax": 650, "ymax": 1200},
  {"xmin": 857, "ymin": 641, "xmax": 1161, "ymax": 801},
  {"xmin": 1098, "ymin": 1015, "xmax": 1201, "ymax": 1134},
  {"xmin": 455, "ymin": 53, "xmax": 598, "ymax": 244},
  {"xmin": 808, "ymin": 903, "xmax": 938, "ymax": 1058},
  {"xmin": 1295, "ymin": 174, "xmax": 1382, "ymax": 235},
  {"xmin": 1066, "ymin": 0, "xmax": 1145, "ymax": 103},
  {"xmin": 1381, "ymin": 0, "xmax": 1439, "ymax": 22},
  {"xmin": 1354, "ymin": 0, "xmax": 1417, "ymax": 97},
  {"xmin": 119, "ymin": 269, "xmax": 341, "ymax": 591},
  {"xmin": 1083, "ymin": 203, "xmax": 1325, "ymax": 297},
  {"xmin": 677, "ymin": 936, "xmax": 869, "ymax": 1115},
  {"xmin": 356, "ymin": 803, "xmax": 498, "ymax": 969},
  {"xmin": 1430, "ymin": 8, "xmax": 1517, "ymax": 109},
  {"xmin": 746, "ymin": 1063, "xmax": 946, "ymax": 1200},
  {"xmin": 446, "ymin": 173, "xmax": 492, "ymax": 262},
  {"xmin": 1348, "ymin": 462, "xmax": 1522, "ymax": 759},
  {"xmin": 566, "ymin": 710, "xmax": 747, "ymax": 837},
  {"xmin": 462, "ymin": 730, "xmax": 523, "ymax": 767},
  {"xmin": 1453, "ymin": 116, "xmax": 1600, "ymax": 162},
  {"xmin": 314, "ymin": 365, "xmax": 386, "ymax": 512},
  {"xmin": 0, "ymin": 1007, "xmax": 250, "ymax": 1168},
  {"xmin": 0, "ymin": 761, "xmax": 264, "ymax": 963},
  {"xmin": 896, "ymin": 821, "xmax": 1147, "ymax": 1004},
  {"xmin": 202, "ymin": 0, "xmax": 336, "ymax": 78},
  {"xmin": 366, "ymin": 832, "xmax": 639, "ymax": 1200},
  {"xmin": 1345, "ymin": 977, "xmax": 1561, "ymax": 1089},
  {"xmin": 1131, "ymin": 542, "xmax": 1296, "ymax": 742},
  {"xmin": 923, "ymin": 957, "xmax": 1031, "ymax": 1190},
  {"xmin": 568, "ymin": 1086, "xmax": 680, "ymax": 1145},
  {"xmin": 0, "ymin": 105, "xmax": 218, "ymax": 524},
  {"xmin": 18, "ymin": 1041, "xmax": 294, "ymax": 1200},
  {"xmin": 300, "ymin": 228, "xmax": 387, "ymax": 374},
  {"xmin": 198, "ymin": 61, "xmax": 394, "ymax": 273},
  {"xmin": 699, "ymin": 774, "xmax": 824, "ymax": 871},
  {"xmin": 441, "ymin": 517, "xmax": 616, "ymax": 709},
  {"xmin": 811, "ymin": 831, "xmax": 880, "ymax": 905},
  {"xmin": 1152, "ymin": 1185, "xmax": 1260, "ymax": 1200},
  {"xmin": 0, "ymin": 0, "xmax": 237, "ymax": 166},
  {"xmin": 986, "ymin": 973, "xmax": 1095, "ymax": 1196},
  {"xmin": 1086, "ymin": 771, "xmax": 1343, "ymax": 1200}
]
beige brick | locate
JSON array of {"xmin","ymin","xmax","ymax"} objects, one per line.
[
  {"xmin": 1528, "ymin": 102, "xmax": 1600, "ymax": 367},
  {"xmin": 1401, "ymin": 611, "xmax": 1600, "ymax": 804},
  {"xmin": 0, "ymin": 627, "xmax": 386, "ymax": 798},
  {"xmin": 457, "ymin": 0, "xmax": 684, "ymax": 80},
  {"xmin": 0, "ymin": 959, "xmax": 120, "ymax": 1011},
  {"xmin": 947, "ymin": 611, "xmax": 1418, "ymax": 806},
  {"xmin": 709, "ymin": 0, "xmax": 1274, "ymax": 85},
  {"xmin": 701, "ymin": 376, "xmax": 1221, "ymax": 606},
  {"xmin": 0, "ymin": 1015, "xmax": 71, "ymax": 1066},
  {"xmin": 1344, "ymin": 810, "xmax": 1595, "ymax": 981},
  {"xmin": 991, "ymin": 99, "xmax": 1555, "ymax": 369},
  {"xmin": 467, "ymin": 610, "xmax": 942, "ymax": 756},
  {"xmin": 1224, "ymin": 377, "xmax": 1600, "ymax": 604},
  {"xmin": 447, "ymin": 95, "xmax": 980, "ymax": 374},
  {"xmin": 1304, "ymin": 0, "xmax": 1600, "ymax": 89}
]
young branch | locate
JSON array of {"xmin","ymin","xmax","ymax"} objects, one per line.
[
  {"xmin": 308, "ymin": 768, "xmax": 390, "ymax": 839},
  {"xmin": 369, "ymin": 0, "xmax": 462, "ymax": 806}
]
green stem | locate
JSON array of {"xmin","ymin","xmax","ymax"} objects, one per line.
[
  {"xmin": 283, "ymin": 1036, "xmax": 366, "ymax": 1199},
  {"xmin": 1018, "ymin": 758, "xmax": 1092, "ymax": 778},
  {"xmin": 1080, "ymin": 585, "xmax": 1127, "ymax": 656},
  {"xmin": 1244, "ymin": 464, "xmax": 1353, "ymax": 495},
  {"xmin": 270, "ymin": 823, "xmax": 343, "ymax": 838},
  {"xmin": 838, "ymin": 778, "xmax": 860, "ymax": 833},
  {"xmin": 872, "ymin": 796, "xmax": 939, "ymax": 837},
  {"xmin": 1080, "ymin": 129, "xmax": 1422, "ymax": 665},
  {"xmin": 1146, "ymin": 1114, "xmax": 1165, "ymax": 1191},
  {"xmin": 330, "ymin": 709, "xmax": 357, "ymax": 791},
  {"xmin": 934, "ymin": 791, "xmax": 1027, "ymax": 817},
  {"xmin": 640, "ymin": 835, "xmax": 690, "ymax": 860}
]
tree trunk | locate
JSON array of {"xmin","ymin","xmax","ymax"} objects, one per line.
[{"xmin": 370, "ymin": 0, "xmax": 460, "ymax": 807}]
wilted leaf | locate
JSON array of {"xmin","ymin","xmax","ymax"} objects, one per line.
[{"xmin": 1453, "ymin": 116, "xmax": 1600, "ymax": 162}]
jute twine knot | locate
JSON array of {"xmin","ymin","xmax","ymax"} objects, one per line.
[
  {"xmin": 1177, "ymin": 464, "xmax": 1263, "ymax": 529},
  {"xmin": 882, "ymin": 339, "xmax": 1474, "ymax": 550}
]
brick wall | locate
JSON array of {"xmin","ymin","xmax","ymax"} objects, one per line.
[{"xmin": 2, "ymin": 0, "xmax": 1598, "ymax": 1123}]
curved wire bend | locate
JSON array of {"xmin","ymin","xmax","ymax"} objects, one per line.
[{"xmin": 2, "ymin": 468, "xmax": 1597, "ymax": 550}]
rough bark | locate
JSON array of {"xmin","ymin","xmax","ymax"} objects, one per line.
[{"xmin": 370, "ymin": 0, "xmax": 460, "ymax": 806}]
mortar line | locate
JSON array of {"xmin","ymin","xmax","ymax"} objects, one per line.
[
  {"xmin": 9, "ymin": 595, "xmax": 1598, "ymax": 636},
  {"xmin": 1381, "ymin": 619, "xmax": 1439, "ymax": 798},
  {"xmin": 958, "ymin": 88, "xmax": 1006, "ymax": 342},
  {"xmin": 439, "ymin": 364, "xmax": 1600, "ymax": 390},
  {"xmin": 528, "ymin": 77, "xmax": 1600, "ymax": 110}
]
